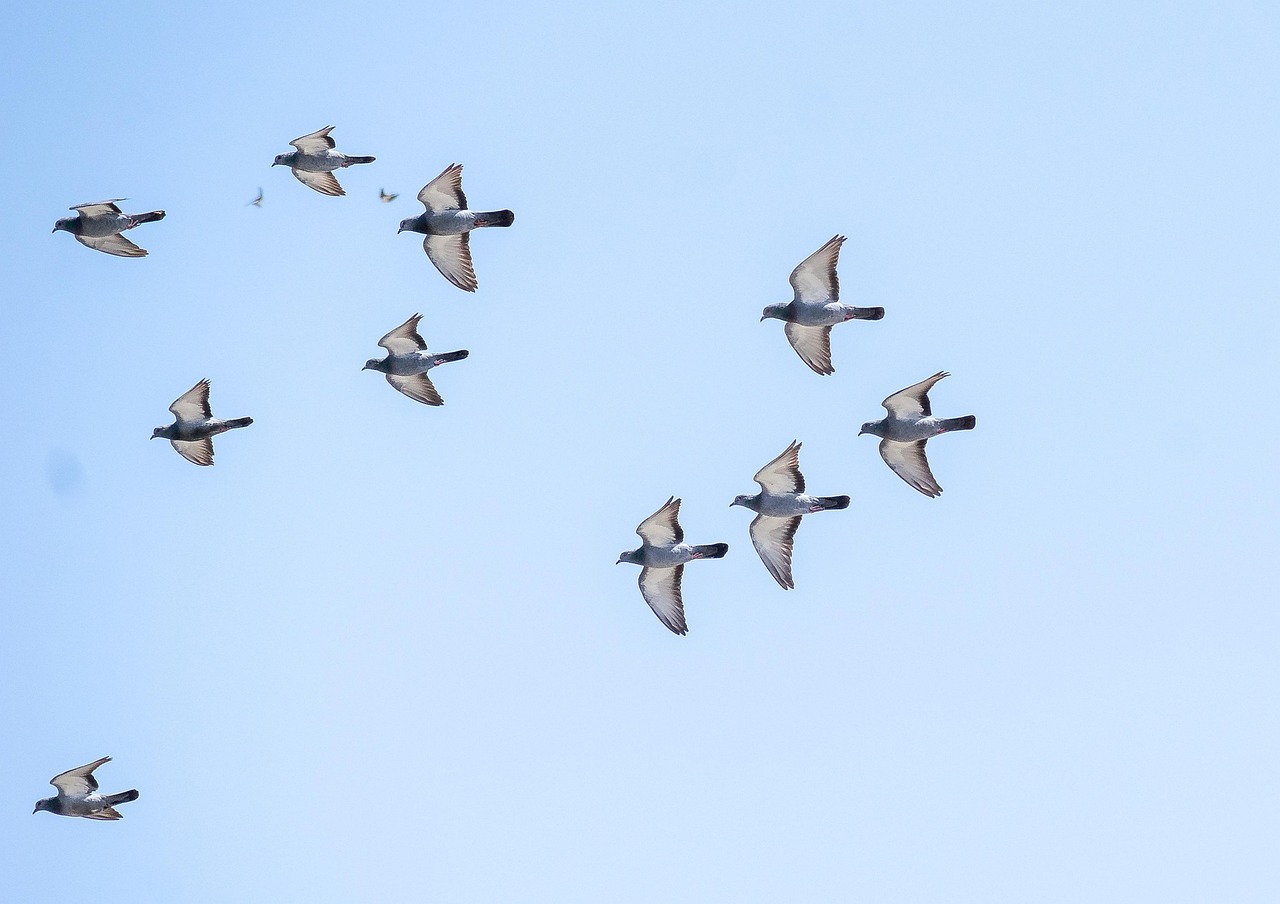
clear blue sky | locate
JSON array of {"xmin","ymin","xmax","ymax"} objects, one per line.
[{"xmin": 2, "ymin": 2, "xmax": 1278, "ymax": 901}]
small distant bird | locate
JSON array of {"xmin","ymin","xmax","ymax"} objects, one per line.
[
  {"xmin": 363, "ymin": 313, "xmax": 469, "ymax": 406},
  {"xmin": 272, "ymin": 125, "xmax": 375, "ymax": 196},
  {"xmin": 52, "ymin": 199, "xmax": 166, "ymax": 257},
  {"xmin": 398, "ymin": 163, "xmax": 514, "ymax": 292},
  {"xmin": 859, "ymin": 371, "xmax": 975, "ymax": 497},
  {"xmin": 761, "ymin": 235, "xmax": 884, "ymax": 375},
  {"xmin": 151, "ymin": 379, "xmax": 253, "ymax": 466},
  {"xmin": 731, "ymin": 441, "xmax": 849, "ymax": 589},
  {"xmin": 33, "ymin": 756, "xmax": 138, "ymax": 820},
  {"xmin": 379, "ymin": 188, "xmax": 398, "ymax": 203},
  {"xmin": 616, "ymin": 497, "xmax": 728, "ymax": 635},
  {"xmin": 248, "ymin": 187, "xmax": 263, "ymax": 207}
]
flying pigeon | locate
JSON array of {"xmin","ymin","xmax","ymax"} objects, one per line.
[
  {"xmin": 730, "ymin": 441, "xmax": 849, "ymax": 589},
  {"xmin": 616, "ymin": 497, "xmax": 728, "ymax": 635},
  {"xmin": 363, "ymin": 313, "xmax": 469, "ymax": 406},
  {"xmin": 272, "ymin": 125, "xmax": 375, "ymax": 196},
  {"xmin": 398, "ymin": 163, "xmax": 514, "ymax": 292},
  {"xmin": 859, "ymin": 371, "xmax": 975, "ymax": 497},
  {"xmin": 379, "ymin": 188, "xmax": 398, "ymax": 203},
  {"xmin": 248, "ymin": 188, "xmax": 263, "ymax": 207},
  {"xmin": 760, "ymin": 235, "xmax": 884, "ymax": 375},
  {"xmin": 33, "ymin": 756, "xmax": 138, "ymax": 820},
  {"xmin": 52, "ymin": 199, "xmax": 166, "ymax": 258},
  {"xmin": 151, "ymin": 379, "xmax": 253, "ymax": 466}
]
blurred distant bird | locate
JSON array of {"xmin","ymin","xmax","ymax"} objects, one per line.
[
  {"xmin": 731, "ymin": 441, "xmax": 849, "ymax": 589},
  {"xmin": 398, "ymin": 163, "xmax": 514, "ymax": 292},
  {"xmin": 616, "ymin": 497, "xmax": 728, "ymax": 635},
  {"xmin": 379, "ymin": 188, "xmax": 398, "ymax": 203},
  {"xmin": 272, "ymin": 125, "xmax": 375, "ymax": 196},
  {"xmin": 248, "ymin": 188, "xmax": 263, "ymax": 207},
  {"xmin": 33, "ymin": 756, "xmax": 138, "ymax": 820},
  {"xmin": 859, "ymin": 371, "xmax": 975, "ymax": 497},
  {"xmin": 761, "ymin": 235, "xmax": 884, "ymax": 375},
  {"xmin": 52, "ymin": 199, "xmax": 166, "ymax": 257},
  {"xmin": 363, "ymin": 313, "xmax": 469, "ymax": 406},
  {"xmin": 151, "ymin": 379, "xmax": 253, "ymax": 466}
]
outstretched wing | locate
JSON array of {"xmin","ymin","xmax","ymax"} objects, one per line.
[
  {"xmin": 639, "ymin": 566, "xmax": 687, "ymax": 635},
  {"xmin": 172, "ymin": 438, "xmax": 215, "ymax": 466},
  {"xmin": 70, "ymin": 199, "xmax": 125, "ymax": 217},
  {"xmin": 879, "ymin": 439, "xmax": 941, "ymax": 497},
  {"xmin": 378, "ymin": 313, "xmax": 428, "ymax": 355},
  {"xmin": 50, "ymin": 756, "xmax": 111, "ymax": 797},
  {"xmin": 424, "ymin": 234, "xmax": 477, "ymax": 292},
  {"xmin": 386, "ymin": 373, "xmax": 443, "ymax": 406},
  {"xmin": 882, "ymin": 371, "xmax": 949, "ymax": 419},
  {"xmin": 417, "ymin": 163, "xmax": 467, "ymax": 213},
  {"xmin": 753, "ymin": 440, "xmax": 805, "ymax": 494},
  {"xmin": 636, "ymin": 496, "xmax": 683, "ymax": 546},
  {"xmin": 169, "ymin": 379, "xmax": 213, "ymax": 421},
  {"xmin": 749, "ymin": 514, "xmax": 801, "ymax": 590},
  {"xmin": 290, "ymin": 125, "xmax": 337, "ymax": 153},
  {"xmin": 783, "ymin": 323, "xmax": 834, "ymax": 375},
  {"xmin": 76, "ymin": 234, "xmax": 146, "ymax": 257},
  {"xmin": 292, "ymin": 168, "xmax": 344, "ymax": 196},
  {"xmin": 789, "ymin": 235, "xmax": 844, "ymax": 303}
]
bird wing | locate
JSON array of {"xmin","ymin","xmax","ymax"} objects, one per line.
[
  {"xmin": 292, "ymin": 168, "xmax": 344, "ymax": 196},
  {"xmin": 749, "ymin": 514, "xmax": 801, "ymax": 590},
  {"xmin": 639, "ymin": 566, "xmax": 687, "ymax": 635},
  {"xmin": 386, "ymin": 373, "xmax": 443, "ymax": 406},
  {"xmin": 789, "ymin": 234, "xmax": 844, "ymax": 303},
  {"xmin": 380, "ymin": 189, "xmax": 398, "ymax": 202},
  {"xmin": 83, "ymin": 807, "xmax": 125, "ymax": 821},
  {"xmin": 378, "ymin": 313, "xmax": 428, "ymax": 355},
  {"xmin": 783, "ymin": 322, "xmax": 834, "ymax": 375},
  {"xmin": 249, "ymin": 188, "xmax": 263, "ymax": 206},
  {"xmin": 879, "ymin": 439, "xmax": 941, "ymax": 497},
  {"xmin": 753, "ymin": 440, "xmax": 805, "ymax": 494},
  {"xmin": 69, "ymin": 199, "xmax": 125, "ymax": 217},
  {"xmin": 881, "ymin": 371, "xmax": 949, "ymax": 419},
  {"xmin": 76, "ymin": 233, "xmax": 147, "ymax": 257},
  {"xmin": 636, "ymin": 496, "xmax": 683, "ymax": 545},
  {"xmin": 169, "ymin": 379, "xmax": 213, "ymax": 421},
  {"xmin": 424, "ymin": 234, "xmax": 477, "ymax": 292},
  {"xmin": 172, "ymin": 438, "xmax": 215, "ymax": 466},
  {"xmin": 417, "ymin": 163, "xmax": 467, "ymax": 213},
  {"xmin": 290, "ymin": 125, "xmax": 337, "ymax": 153},
  {"xmin": 50, "ymin": 756, "xmax": 111, "ymax": 797}
]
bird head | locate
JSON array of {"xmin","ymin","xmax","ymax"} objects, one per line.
[
  {"xmin": 52, "ymin": 217, "xmax": 73, "ymax": 234},
  {"xmin": 396, "ymin": 219, "xmax": 413, "ymax": 234},
  {"xmin": 858, "ymin": 421, "xmax": 878, "ymax": 437},
  {"xmin": 730, "ymin": 495, "xmax": 752, "ymax": 508},
  {"xmin": 760, "ymin": 304, "xmax": 787, "ymax": 322},
  {"xmin": 33, "ymin": 798, "xmax": 54, "ymax": 815},
  {"xmin": 362, "ymin": 359, "xmax": 381, "ymax": 371},
  {"xmin": 616, "ymin": 549, "xmax": 641, "ymax": 566},
  {"xmin": 150, "ymin": 426, "xmax": 167, "ymax": 440},
  {"xmin": 271, "ymin": 154, "xmax": 289, "ymax": 167}
]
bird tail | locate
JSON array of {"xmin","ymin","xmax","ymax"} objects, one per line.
[
  {"xmin": 105, "ymin": 789, "xmax": 139, "ymax": 807},
  {"xmin": 694, "ymin": 542, "xmax": 729, "ymax": 559},
  {"xmin": 474, "ymin": 209, "xmax": 515, "ymax": 228},
  {"xmin": 132, "ymin": 210, "xmax": 166, "ymax": 225},
  {"xmin": 848, "ymin": 306, "xmax": 885, "ymax": 321},
  {"xmin": 225, "ymin": 417, "xmax": 254, "ymax": 430},
  {"xmin": 347, "ymin": 155, "xmax": 376, "ymax": 165},
  {"xmin": 942, "ymin": 415, "xmax": 976, "ymax": 431},
  {"xmin": 816, "ymin": 495, "xmax": 850, "ymax": 510},
  {"xmin": 437, "ymin": 350, "xmax": 469, "ymax": 364}
]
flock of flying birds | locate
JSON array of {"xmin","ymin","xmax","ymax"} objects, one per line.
[{"xmin": 35, "ymin": 123, "xmax": 976, "ymax": 817}]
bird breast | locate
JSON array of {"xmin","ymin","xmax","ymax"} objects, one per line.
[{"xmin": 293, "ymin": 151, "xmax": 343, "ymax": 173}]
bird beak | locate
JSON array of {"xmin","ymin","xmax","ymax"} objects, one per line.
[
  {"xmin": 614, "ymin": 558, "xmax": 622, "ymax": 565},
  {"xmin": 396, "ymin": 225, "xmax": 406, "ymax": 234},
  {"xmin": 51, "ymin": 227, "xmax": 57, "ymax": 233},
  {"xmin": 759, "ymin": 314, "xmax": 766, "ymax": 321},
  {"xmin": 271, "ymin": 160, "xmax": 280, "ymax": 166},
  {"xmin": 149, "ymin": 434, "xmax": 156, "ymax": 440}
]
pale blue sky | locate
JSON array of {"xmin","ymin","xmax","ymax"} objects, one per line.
[{"xmin": 2, "ymin": 2, "xmax": 1278, "ymax": 902}]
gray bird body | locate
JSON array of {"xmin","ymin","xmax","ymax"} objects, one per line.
[
  {"xmin": 363, "ymin": 314, "xmax": 468, "ymax": 406},
  {"xmin": 617, "ymin": 497, "xmax": 728, "ymax": 635},
  {"xmin": 731, "ymin": 441, "xmax": 848, "ymax": 589},
  {"xmin": 33, "ymin": 756, "xmax": 138, "ymax": 821},
  {"xmin": 52, "ymin": 200, "xmax": 166, "ymax": 257},
  {"xmin": 152, "ymin": 379, "xmax": 253, "ymax": 466},
  {"xmin": 860, "ymin": 371, "xmax": 976, "ymax": 497},
  {"xmin": 761, "ymin": 235, "xmax": 883, "ymax": 375},
  {"xmin": 398, "ymin": 163, "xmax": 514, "ymax": 292},
  {"xmin": 272, "ymin": 126, "xmax": 375, "ymax": 196}
]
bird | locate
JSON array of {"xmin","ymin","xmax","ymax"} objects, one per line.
[
  {"xmin": 271, "ymin": 125, "xmax": 375, "ymax": 196},
  {"xmin": 730, "ymin": 441, "xmax": 849, "ymax": 589},
  {"xmin": 379, "ymin": 188, "xmax": 398, "ymax": 203},
  {"xmin": 760, "ymin": 235, "xmax": 884, "ymax": 375},
  {"xmin": 398, "ymin": 163, "xmax": 514, "ymax": 292},
  {"xmin": 616, "ymin": 497, "xmax": 728, "ymax": 635},
  {"xmin": 248, "ymin": 187, "xmax": 263, "ymax": 207},
  {"xmin": 52, "ymin": 199, "xmax": 166, "ymax": 257},
  {"xmin": 859, "ymin": 371, "xmax": 976, "ymax": 497},
  {"xmin": 151, "ymin": 379, "xmax": 253, "ymax": 466},
  {"xmin": 363, "ymin": 313, "xmax": 469, "ymax": 406},
  {"xmin": 32, "ymin": 756, "xmax": 138, "ymax": 820}
]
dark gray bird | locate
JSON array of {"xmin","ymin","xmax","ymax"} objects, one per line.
[
  {"xmin": 397, "ymin": 163, "xmax": 514, "ymax": 292},
  {"xmin": 379, "ymin": 188, "xmax": 398, "ymax": 203},
  {"xmin": 33, "ymin": 756, "xmax": 138, "ymax": 820},
  {"xmin": 616, "ymin": 497, "xmax": 728, "ymax": 635},
  {"xmin": 248, "ymin": 187, "xmax": 263, "ymax": 207},
  {"xmin": 272, "ymin": 125, "xmax": 375, "ymax": 196},
  {"xmin": 363, "ymin": 313, "xmax": 469, "ymax": 406},
  {"xmin": 760, "ymin": 235, "xmax": 884, "ymax": 375},
  {"xmin": 730, "ymin": 441, "xmax": 849, "ymax": 589},
  {"xmin": 52, "ymin": 199, "xmax": 166, "ymax": 257},
  {"xmin": 151, "ymin": 379, "xmax": 253, "ymax": 466},
  {"xmin": 859, "ymin": 371, "xmax": 976, "ymax": 497}
]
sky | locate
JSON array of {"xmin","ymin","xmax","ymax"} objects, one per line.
[{"xmin": 2, "ymin": 1, "xmax": 1279, "ymax": 901}]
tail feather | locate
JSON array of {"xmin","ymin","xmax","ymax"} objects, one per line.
[
  {"xmin": 106, "ymin": 789, "xmax": 139, "ymax": 807},
  {"xmin": 850, "ymin": 306, "xmax": 885, "ymax": 321},
  {"xmin": 226, "ymin": 416, "xmax": 254, "ymax": 430},
  {"xmin": 437, "ymin": 350, "xmax": 469, "ymax": 364},
  {"xmin": 695, "ymin": 542, "xmax": 729, "ymax": 559},
  {"xmin": 943, "ymin": 415, "xmax": 976, "ymax": 431},
  {"xmin": 133, "ymin": 210, "xmax": 166, "ymax": 225},
  {"xmin": 818, "ymin": 495, "xmax": 850, "ymax": 510},
  {"xmin": 474, "ymin": 209, "xmax": 515, "ymax": 228},
  {"xmin": 346, "ymin": 155, "xmax": 376, "ymax": 165}
]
